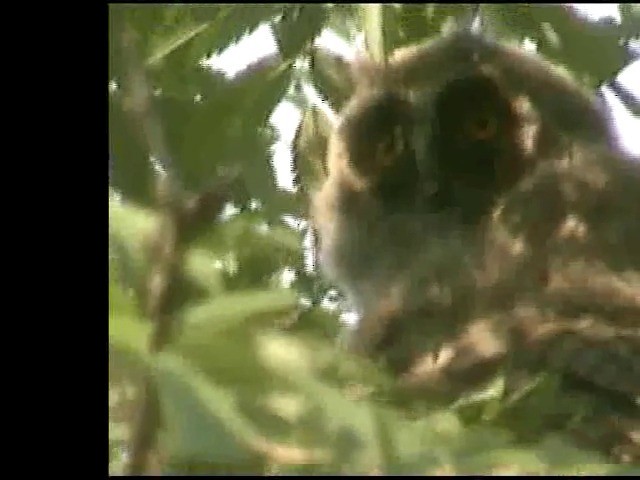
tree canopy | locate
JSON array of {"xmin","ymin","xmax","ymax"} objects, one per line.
[{"xmin": 108, "ymin": 4, "xmax": 640, "ymax": 475}]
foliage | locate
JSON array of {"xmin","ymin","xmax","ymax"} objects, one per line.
[{"xmin": 108, "ymin": 4, "xmax": 639, "ymax": 475}]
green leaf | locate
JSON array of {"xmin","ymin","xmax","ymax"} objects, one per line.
[
  {"xmin": 384, "ymin": 411, "xmax": 468, "ymax": 474},
  {"xmin": 361, "ymin": 4, "xmax": 385, "ymax": 62},
  {"xmin": 109, "ymin": 5, "xmax": 292, "ymax": 206},
  {"xmin": 109, "ymin": 198, "xmax": 157, "ymax": 294},
  {"xmin": 109, "ymin": 197, "xmax": 157, "ymax": 241},
  {"xmin": 183, "ymin": 248, "xmax": 227, "ymax": 295},
  {"xmin": 109, "ymin": 210, "xmax": 147, "ymax": 317},
  {"xmin": 620, "ymin": 4, "xmax": 640, "ymax": 37},
  {"xmin": 113, "ymin": 5, "xmax": 281, "ymax": 71},
  {"xmin": 285, "ymin": 373, "xmax": 382, "ymax": 474},
  {"xmin": 180, "ymin": 288, "xmax": 297, "ymax": 329},
  {"xmin": 108, "ymin": 315, "xmax": 152, "ymax": 396},
  {"xmin": 169, "ymin": 325, "xmax": 396, "ymax": 473},
  {"xmin": 362, "ymin": 5, "xmax": 418, "ymax": 60},
  {"xmin": 252, "ymin": 331, "xmax": 398, "ymax": 474},
  {"xmin": 155, "ymin": 353, "xmax": 260, "ymax": 467},
  {"xmin": 197, "ymin": 216, "xmax": 301, "ymax": 290},
  {"xmin": 309, "ymin": 48, "xmax": 353, "ymax": 111},
  {"xmin": 427, "ymin": 4, "xmax": 473, "ymax": 36},
  {"xmin": 145, "ymin": 16, "xmax": 212, "ymax": 68},
  {"xmin": 530, "ymin": 436, "xmax": 610, "ymax": 472},
  {"xmin": 167, "ymin": 289, "xmax": 297, "ymax": 390},
  {"xmin": 109, "ymin": 6, "xmax": 126, "ymax": 80},
  {"xmin": 109, "ymin": 91, "xmax": 155, "ymax": 206},
  {"xmin": 255, "ymin": 332, "xmax": 321, "ymax": 377},
  {"xmin": 194, "ymin": 211, "xmax": 299, "ymax": 255},
  {"xmin": 531, "ymin": 5, "xmax": 625, "ymax": 85},
  {"xmin": 484, "ymin": 5, "xmax": 626, "ymax": 86},
  {"xmin": 109, "ymin": 270, "xmax": 140, "ymax": 321},
  {"xmin": 263, "ymin": 224, "xmax": 301, "ymax": 253},
  {"xmin": 482, "ymin": 4, "xmax": 539, "ymax": 42},
  {"xmin": 457, "ymin": 446, "xmax": 545, "ymax": 474},
  {"xmin": 397, "ymin": 5, "xmax": 434, "ymax": 45},
  {"xmin": 174, "ymin": 326, "xmax": 270, "ymax": 392},
  {"xmin": 283, "ymin": 306, "xmax": 343, "ymax": 340},
  {"xmin": 109, "ymin": 227, "xmax": 151, "ymax": 358},
  {"xmin": 274, "ymin": 5, "xmax": 329, "ymax": 60},
  {"xmin": 155, "ymin": 64, "xmax": 290, "ymax": 201},
  {"xmin": 326, "ymin": 5, "xmax": 359, "ymax": 43},
  {"xmin": 157, "ymin": 352, "xmax": 337, "ymax": 474},
  {"xmin": 201, "ymin": 5, "xmax": 283, "ymax": 58}
]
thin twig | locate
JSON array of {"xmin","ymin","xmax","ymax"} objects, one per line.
[{"xmin": 119, "ymin": 24, "xmax": 181, "ymax": 476}]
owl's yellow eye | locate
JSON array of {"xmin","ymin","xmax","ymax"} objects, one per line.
[
  {"xmin": 377, "ymin": 126, "xmax": 406, "ymax": 168},
  {"xmin": 377, "ymin": 141, "xmax": 396, "ymax": 168},
  {"xmin": 468, "ymin": 115, "xmax": 497, "ymax": 140}
]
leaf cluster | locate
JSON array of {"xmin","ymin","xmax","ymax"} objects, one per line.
[{"xmin": 109, "ymin": 4, "xmax": 639, "ymax": 475}]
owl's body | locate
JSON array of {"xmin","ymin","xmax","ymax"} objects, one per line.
[{"xmin": 310, "ymin": 31, "xmax": 640, "ymax": 462}]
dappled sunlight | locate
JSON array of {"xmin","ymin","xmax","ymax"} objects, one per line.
[{"xmin": 110, "ymin": 4, "xmax": 640, "ymax": 474}]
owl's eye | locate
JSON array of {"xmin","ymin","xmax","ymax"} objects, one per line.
[
  {"xmin": 377, "ymin": 126, "xmax": 407, "ymax": 168},
  {"xmin": 468, "ymin": 114, "xmax": 497, "ymax": 140}
]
